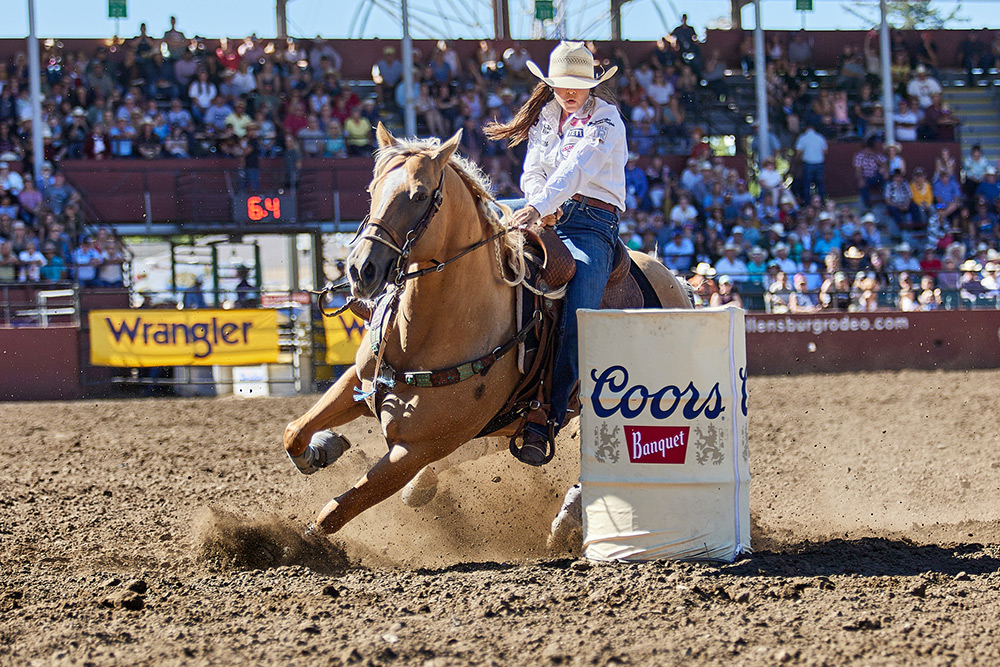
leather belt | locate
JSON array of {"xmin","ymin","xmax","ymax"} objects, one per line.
[{"xmin": 570, "ymin": 194, "xmax": 619, "ymax": 214}]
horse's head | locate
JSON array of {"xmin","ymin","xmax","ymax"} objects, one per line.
[{"xmin": 348, "ymin": 123, "xmax": 463, "ymax": 299}]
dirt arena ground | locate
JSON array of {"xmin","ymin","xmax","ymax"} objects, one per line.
[{"xmin": 3, "ymin": 369, "xmax": 1000, "ymax": 666}]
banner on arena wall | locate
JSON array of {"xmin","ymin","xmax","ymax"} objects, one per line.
[
  {"xmin": 578, "ymin": 307, "xmax": 751, "ymax": 562},
  {"xmin": 89, "ymin": 309, "xmax": 279, "ymax": 367},
  {"xmin": 322, "ymin": 311, "xmax": 367, "ymax": 365}
]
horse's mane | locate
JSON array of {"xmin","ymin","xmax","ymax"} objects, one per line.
[
  {"xmin": 374, "ymin": 136, "xmax": 497, "ymax": 215},
  {"xmin": 373, "ymin": 137, "xmax": 529, "ymax": 286}
]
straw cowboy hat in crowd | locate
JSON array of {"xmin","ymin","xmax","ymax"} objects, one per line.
[{"xmin": 526, "ymin": 41, "xmax": 618, "ymax": 89}]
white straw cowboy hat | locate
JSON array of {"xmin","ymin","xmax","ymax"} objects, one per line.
[{"xmin": 526, "ymin": 41, "xmax": 618, "ymax": 89}]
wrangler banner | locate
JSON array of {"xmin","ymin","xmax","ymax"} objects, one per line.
[
  {"xmin": 578, "ymin": 307, "xmax": 751, "ymax": 562},
  {"xmin": 89, "ymin": 309, "xmax": 280, "ymax": 367},
  {"xmin": 322, "ymin": 311, "xmax": 367, "ymax": 365}
]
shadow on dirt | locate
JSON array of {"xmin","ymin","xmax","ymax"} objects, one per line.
[{"xmin": 725, "ymin": 537, "xmax": 1000, "ymax": 578}]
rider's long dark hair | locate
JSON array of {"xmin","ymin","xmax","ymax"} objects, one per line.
[{"xmin": 483, "ymin": 81, "xmax": 619, "ymax": 148}]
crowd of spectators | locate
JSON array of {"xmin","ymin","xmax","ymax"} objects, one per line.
[
  {"xmin": 0, "ymin": 156, "xmax": 125, "ymax": 286},
  {"xmin": 614, "ymin": 134, "xmax": 1000, "ymax": 312},
  {"xmin": 3, "ymin": 19, "xmax": 1000, "ymax": 310}
]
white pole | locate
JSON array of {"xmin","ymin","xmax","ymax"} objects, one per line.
[
  {"xmin": 27, "ymin": 0, "xmax": 44, "ymax": 182},
  {"xmin": 879, "ymin": 0, "xmax": 895, "ymax": 144},
  {"xmin": 401, "ymin": 0, "xmax": 417, "ymax": 137},
  {"xmin": 753, "ymin": 0, "xmax": 770, "ymax": 163}
]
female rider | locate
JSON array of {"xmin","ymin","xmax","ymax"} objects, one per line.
[{"xmin": 484, "ymin": 41, "xmax": 624, "ymax": 465}]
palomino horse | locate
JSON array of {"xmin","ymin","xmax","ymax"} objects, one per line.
[{"xmin": 284, "ymin": 123, "xmax": 692, "ymax": 535}]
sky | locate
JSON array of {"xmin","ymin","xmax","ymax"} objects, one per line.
[{"xmin": 0, "ymin": 0, "xmax": 987, "ymax": 42}]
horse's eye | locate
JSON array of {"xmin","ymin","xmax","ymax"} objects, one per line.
[{"xmin": 415, "ymin": 192, "xmax": 429, "ymax": 202}]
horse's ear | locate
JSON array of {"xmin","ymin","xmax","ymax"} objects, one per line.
[
  {"xmin": 434, "ymin": 128, "xmax": 463, "ymax": 164},
  {"xmin": 375, "ymin": 122, "xmax": 398, "ymax": 149}
]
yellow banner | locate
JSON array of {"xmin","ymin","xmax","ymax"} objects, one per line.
[
  {"xmin": 89, "ymin": 309, "xmax": 280, "ymax": 367},
  {"xmin": 323, "ymin": 311, "xmax": 367, "ymax": 365}
]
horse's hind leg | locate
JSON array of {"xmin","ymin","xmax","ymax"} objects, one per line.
[
  {"xmin": 315, "ymin": 441, "xmax": 457, "ymax": 534},
  {"xmin": 284, "ymin": 366, "xmax": 369, "ymax": 474}
]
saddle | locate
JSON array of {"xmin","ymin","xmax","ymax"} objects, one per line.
[{"xmin": 488, "ymin": 223, "xmax": 663, "ymax": 464}]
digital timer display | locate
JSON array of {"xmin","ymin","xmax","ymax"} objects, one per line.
[{"xmin": 234, "ymin": 194, "xmax": 297, "ymax": 223}]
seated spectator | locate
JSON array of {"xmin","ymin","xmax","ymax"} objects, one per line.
[
  {"xmin": 767, "ymin": 271, "xmax": 792, "ymax": 313},
  {"xmin": 660, "ymin": 228, "xmax": 694, "ymax": 273},
  {"xmin": 72, "ymin": 235, "xmax": 102, "ymax": 287},
  {"xmin": 204, "ymin": 96, "xmax": 234, "ymax": 132},
  {"xmin": 963, "ymin": 144, "xmax": 990, "ymax": 202},
  {"xmin": 745, "ymin": 246, "xmax": 769, "ymax": 287},
  {"xmin": 17, "ymin": 240, "xmax": 44, "ymax": 282},
  {"xmin": 322, "ymin": 120, "xmax": 347, "ymax": 158},
  {"xmin": 920, "ymin": 93, "xmax": 958, "ymax": 141},
  {"xmin": 16, "ymin": 178, "xmax": 42, "ymax": 224},
  {"xmin": 894, "ymin": 99, "xmax": 919, "ymax": 141},
  {"xmin": 296, "ymin": 115, "xmax": 326, "ymax": 157},
  {"xmin": 135, "ymin": 122, "xmax": 162, "ymax": 159},
  {"xmin": 0, "ymin": 239, "xmax": 17, "ymax": 282},
  {"xmin": 959, "ymin": 259, "xmax": 986, "ymax": 302},
  {"xmin": 343, "ymin": 106, "xmax": 373, "ymax": 156},
  {"xmin": 97, "ymin": 234, "xmax": 125, "ymax": 288},
  {"xmin": 669, "ymin": 193, "xmax": 698, "ymax": 227},
  {"xmin": 891, "ymin": 242, "xmax": 922, "ymax": 274},
  {"xmin": 714, "ymin": 242, "xmax": 748, "ymax": 282},
  {"xmin": 224, "ymin": 99, "xmax": 252, "ymax": 138},
  {"xmin": 710, "ymin": 275, "xmax": 742, "ymax": 307},
  {"xmin": 907, "ymin": 64, "xmax": 942, "ymax": 109},
  {"xmin": 690, "ymin": 262, "xmax": 718, "ymax": 307},
  {"xmin": 631, "ymin": 118, "xmax": 658, "ymax": 157},
  {"xmin": 917, "ymin": 274, "xmax": 943, "ymax": 310},
  {"xmin": 624, "ymin": 153, "xmax": 649, "ymax": 211},
  {"xmin": 788, "ymin": 272, "xmax": 819, "ymax": 312},
  {"xmin": 757, "ymin": 157, "xmax": 783, "ymax": 207},
  {"xmin": 975, "ymin": 166, "xmax": 1000, "ymax": 207},
  {"xmin": 820, "ymin": 271, "xmax": 852, "ymax": 311},
  {"xmin": 884, "ymin": 170, "xmax": 924, "ymax": 244},
  {"xmin": 933, "ymin": 170, "xmax": 962, "ymax": 220},
  {"xmin": 910, "ymin": 167, "xmax": 933, "ymax": 214},
  {"xmin": 164, "ymin": 125, "xmax": 190, "ymax": 158},
  {"xmin": 39, "ymin": 241, "xmax": 65, "ymax": 281},
  {"xmin": 771, "ymin": 242, "xmax": 797, "ymax": 275},
  {"xmin": 109, "ymin": 118, "xmax": 136, "ymax": 158},
  {"xmin": 0, "ymin": 161, "xmax": 23, "ymax": 195},
  {"xmin": 43, "ymin": 172, "xmax": 77, "ymax": 216}
]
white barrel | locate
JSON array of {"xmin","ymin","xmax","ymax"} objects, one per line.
[{"xmin": 578, "ymin": 307, "xmax": 750, "ymax": 562}]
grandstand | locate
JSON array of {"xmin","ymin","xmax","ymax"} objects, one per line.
[{"xmin": 2, "ymin": 18, "xmax": 1000, "ymax": 400}]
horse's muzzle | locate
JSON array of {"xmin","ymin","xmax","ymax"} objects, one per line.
[{"xmin": 347, "ymin": 242, "xmax": 393, "ymax": 300}]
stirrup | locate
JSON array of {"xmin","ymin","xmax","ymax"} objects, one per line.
[{"xmin": 509, "ymin": 422, "xmax": 556, "ymax": 467}]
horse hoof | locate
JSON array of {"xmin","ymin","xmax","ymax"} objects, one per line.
[
  {"xmin": 401, "ymin": 467, "xmax": 438, "ymax": 507},
  {"xmin": 547, "ymin": 484, "xmax": 583, "ymax": 554},
  {"xmin": 312, "ymin": 431, "xmax": 351, "ymax": 467}
]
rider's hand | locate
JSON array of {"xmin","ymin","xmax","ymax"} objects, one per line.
[{"xmin": 511, "ymin": 205, "xmax": 542, "ymax": 229}]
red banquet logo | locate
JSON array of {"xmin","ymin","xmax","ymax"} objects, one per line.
[{"xmin": 625, "ymin": 426, "xmax": 690, "ymax": 464}]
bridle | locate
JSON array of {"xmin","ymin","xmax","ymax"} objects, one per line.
[
  {"xmin": 312, "ymin": 152, "xmax": 535, "ymax": 404},
  {"xmin": 312, "ymin": 156, "xmax": 497, "ymax": 315},
  {"xmin": 356, "ymin": 156, "xmax": 506, "ymax": 290}
]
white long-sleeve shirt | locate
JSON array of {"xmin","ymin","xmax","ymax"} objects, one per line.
[{"xmin": 520, "ymin": 96, "xmax": 627, "ymax": 218}]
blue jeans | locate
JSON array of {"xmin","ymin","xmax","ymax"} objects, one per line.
[
  {"xmin": 497, "ymin": 197, "xmax": 619, "ymax": 431},
  {"xmin": 549, "ymin": 199, "xmax": 618, "ymax": 429},
  {"xmin": 801, "ymin": 162, "xmax": 825, "ymax": 199}
]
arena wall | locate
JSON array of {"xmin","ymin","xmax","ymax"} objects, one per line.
[
  {"xmin": 0, "ymin": 326, "xmax": 83, "ymax": 401},
  {"xmin": 746, "ymin": 310, "xmax": 1000, "ymax": 375}
]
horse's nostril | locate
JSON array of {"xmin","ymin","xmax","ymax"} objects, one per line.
[{"xmin": 361, "ymin": 260, "xmax": 377, "ymax": 284}]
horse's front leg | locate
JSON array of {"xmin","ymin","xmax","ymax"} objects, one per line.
[
  {"xmin": 284, "ymin": 366, "xmax": 370, "ymax": 474},
  {"xmin": 315, "ymin": 441, "xmax": 457, "ymax": 534}
]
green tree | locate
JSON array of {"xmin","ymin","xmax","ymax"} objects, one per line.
[{"xmin": 842, "ymin": 0, "xmax": 966, "ymax": 30}]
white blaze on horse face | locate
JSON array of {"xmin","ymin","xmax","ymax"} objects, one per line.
[{"xmin": 372, "ymin": 167, "xmax": 408, "ymax": 228}]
